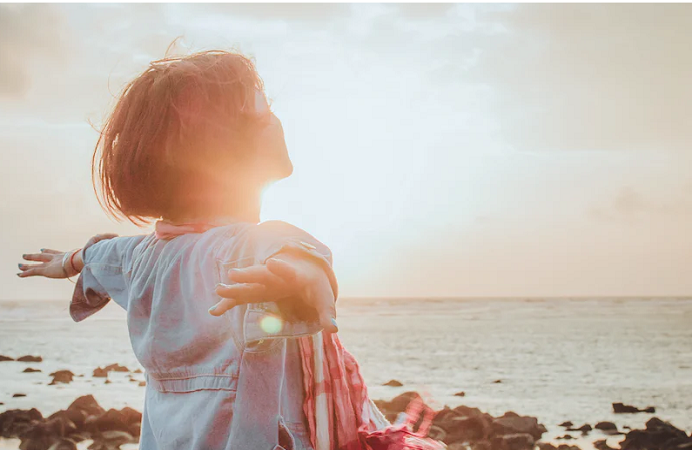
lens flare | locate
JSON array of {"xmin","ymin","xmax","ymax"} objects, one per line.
[{"xmin": 260, "ymin": 315, "xmax": 283, "ymax": 334}]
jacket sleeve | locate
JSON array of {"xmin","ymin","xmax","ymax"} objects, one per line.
[
  {"xmin": 238, "ymin": 220, "xmax": 339, "ymax": 343},
  {"xmin": 69, "ymin": 235, "xmax": 146, "ymax": 322}
]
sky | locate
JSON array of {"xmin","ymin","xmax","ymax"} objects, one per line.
[{"xmin": 1, "ymin": 3, "xmax": 691, "ymax": 300}]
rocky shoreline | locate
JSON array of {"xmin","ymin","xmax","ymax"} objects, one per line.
[
  {"xmin": 1, "ymin": 390, "xmax": 689, "ymax": 450},
  {"xmin": 1, "ymin": 356, "xmax": 690, "ymax": 450},
  {"xmin": 375, "ymin": 391, "xmax": 689, "ymax": 450}
]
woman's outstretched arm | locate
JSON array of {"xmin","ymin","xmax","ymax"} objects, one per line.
[{"xmin": 17, "ymin": 234, "xmax": 118, "ymax": 279}]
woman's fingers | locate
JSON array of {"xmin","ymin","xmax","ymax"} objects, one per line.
[
  {"xmin": 215, "ymin": 282, "xmax": 267, "ymax": 300},
  {"xmin": 209, "ymin": 284, "xmax": 265, "ymax": 315},
  {"xmin": 312, "ymin": 290, "xmax": 338, "ymax": 333},
  {"xmin": 22, "ymin": 252, "xmax": 52, "ymax": 262},
  {"xmin": 40, "ymin": 249, "xmax": 61, "ymax": 254},
  {"xmin": 17, "ymin": 267, "xmax": 43, "ymax": 278},
  {"xmin": 18, "ymin": 263, "xmax": 43, "ymax": 271},
  {"xmin": 208, "ymin": 297, "xmax": 239, "ymax": 316},
  {"xmin": 211, "ymin": 283, "xmax": 272, "ymax": 315},
  {"xmin": 228, "ymin": 265, "xmax": 282, "ymax": 286},
  {"xmin": 265, "ymin": 258, "xmax": 298, "ymax": 284}
]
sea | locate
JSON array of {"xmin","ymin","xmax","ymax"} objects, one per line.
[{"xmin": 1, "ymin": 297, "xmax": 691, "ymax": 450}]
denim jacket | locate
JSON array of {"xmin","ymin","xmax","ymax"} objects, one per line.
[{"xmin": 70, "ymin": 220, "xmax": 338, "ymax": 450}]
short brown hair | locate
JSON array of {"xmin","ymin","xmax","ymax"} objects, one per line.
[{"xmin": 92, "ymin": 50, "xmax": 271, "ymax": 225}]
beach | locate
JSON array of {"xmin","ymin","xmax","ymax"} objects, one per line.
[{"xmin": 1, "ymin": 297, "xmax": 691, "ymax": 449}]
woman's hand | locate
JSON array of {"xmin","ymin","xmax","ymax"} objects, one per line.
[
  {"xmin": 18, "ymin": 249, "xmax": 72, "ymax": 279},
  {"xmin": 211, "ymin": 255, "xmax": 338, "ymax": 333},
  {"xmin": 17, "ymin": 233, "xmax": 118, "ymax": 279}
]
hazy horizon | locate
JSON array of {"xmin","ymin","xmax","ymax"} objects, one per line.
[{"xmin": 2, "ymin": 3, "xmax": 691, "ymax": 300}]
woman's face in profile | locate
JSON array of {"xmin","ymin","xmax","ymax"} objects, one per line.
[{"xmin": 250, "ymin": 90, "xmax": 294, "ymax": 183}]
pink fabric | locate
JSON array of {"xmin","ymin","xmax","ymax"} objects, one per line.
[
  {"xmin": 154, "ymin": 220, "xmax": 221, "ymax": 240},
  {"xmin": 299, "ymin": 333, "xmax": 446, "ymax": 450},
  {"xmin": 299, "ymin": 333, "xmax": 372, "ymax": 450}
]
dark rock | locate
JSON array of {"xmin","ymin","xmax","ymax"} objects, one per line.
[
  {"xmin": 453, "ymin": 405, "xmax": 485, "ymax": 418},
  {"xmin": 21, "ymin": 438, "xmax": 77, "ymax": 450},
  {"xmin": 446, "ymin": 443, "xmax": 466, "ymax": 450},
  {"xmin": 491, "ymin": 413, "xmax": 546, "ymax": 441},
  {"xmin": 490, "ymin": 433, "xmax": 534, "ymax": 450},
  {"xmin": 0, "ymin": 355, "xmax": 15, "ymax": 361},
  {"xmin": 595, "ymin": 422, "xmax": 622, "ymax": 435},
  {"xmin": 23, "ymin": 368, "xmax": 42, "ymax": 373},
  {"xmin": 103, "ymin": 364, "xmax": 129, "ymax": 373},
  {"xmin": 557, "ymin": 435, "xmax": 574, "ymax": 440},
  {"xmin": 88, "ymin": 430, "xmax": 135, "ymax": 449},
  {"xmin": 377, "ymin": 391, "xmax": 424, "ymax": 415},
  {"xmin": 128, "ymin": 422, "xmax": 141, "ymax": 438},
  {"xmin": 133, "ymin": 368, "xmax": 143, "ymax": 374},
  {"xmin": 49, "ymin": 370, "xmax": 75, "ymax": 385},
  {"xmin": 68, "ymin": 395, "xmax": 106, "ymax": 417},
  {"xmin": 493, "ymin": 380, "xmax": 502, "ymax": 384},
  {"xmin": 613, "ymin": 403, "xmax": 656, "ymax": 414},
  {"xmin": 383, "ymin": 379, "xmax": 403, "ymax": 387},
  {"xmin": 18, "ymin": 437, "xmax": 54, "ymax": 450},
  {"xmin": 431, "ymin": 404, "xmax": 493, "ymax": 444},
  {"xmin": 559, "ymin": 421, "xmax": 574, "ymax": 428},
  {"xmin": 567, "ymin": 424, "xmax": 592, "ymax": 433},
  {"xmin": 445, "ymin": 415, "xmax": 491, "ymax": 443},
  {"xmin": 93, "ymin": 367, "xmax": 108, "ymax": 378},
  {"xmin": 537, "ymin": 444, "xmax": 558, "ymax": 450},
  {"xmin": 595, "ymin": 422, "xmax": 618, "ymax": 432},
  {"xmin": 119, "ymin": 407, "xmax": 142, "ymax": 427},
  {"xmin": 46, "ymin": 410, "xmax": 81, "ymax": 433},
  {"xmin": 90, "ymin": 408, "xmax": 131, "ymax": 433},
  {"xmin": 18, "ymin": 414, "xmax": 77, "ymax": 442},
  {"xmin": 620, "ymin": 417, "xmax": 688, "ymax": 450},
  {"xmin": 68, "ymin": 432, "xmax": 89, "ymax": 442},
  {"xmin": 556, "ymin": 445, "xmax": 581, "ymax": 450},
  {"xmin": 138, "ymin": 381, "xmax": 146, "ymax": 387},
  {"xmin": 50, "ymin": 409, "xmax": 87, "ymax": 431},
  {"xmin": 431, "ymin": 406, "xmax": 457, "ymax": 428},
  {"xmin": 614, "ymin": 403, "xmax": 639, "ymax": 414},
  {"xmin": 454, "ymin": 391, "xmax": 466, "ymax": 397},
  {"xmin": 48, "ymin": 439, "xmax": 78, "ymax": 450},
  {"xmin": 17, "ymin": 355, "xmax": 42, "ymax": 363},
  {"xmin": 427, "ymin": 424, "xmax": 447, "ymax": 442},
  {"xmin": 104, "ymin": 379, "xmax": 111, "ymax": 384},
  {"xmin": 13, "ymin": 393, "xmax": 27, "ymax": 398},
  {"xmin": 0, "ymin": 408, "xmax": 42, "ymax": 438},
  {"xmin": 594, "ymin": 439, "xmax": 618, "ymax": 450},
  {"xmin": 475, "ymin": 441, "xmax": 493, "ymax": 450}
]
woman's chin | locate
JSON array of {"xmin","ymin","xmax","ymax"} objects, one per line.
[{"xmin": 281, "ymin": 160, "xmax": 294, "ymax": 178}]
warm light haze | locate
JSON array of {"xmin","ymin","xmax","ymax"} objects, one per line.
[{"xmin": 2, "ymin": 3, "xmax": 691, "ymax": 300}]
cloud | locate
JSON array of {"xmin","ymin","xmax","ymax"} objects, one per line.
[
  {"xmin": 0, "ymin": 4, "xmax": 70, "ymax": 98},
  {"xmin": 181, "ymin": 3, "xmax": 351, "ymax": 23},
  {"xmin": 589, "ymin": 184, "xmax": 692, "ymax": 222},
  {"xmin": 457, "ymin": 4, "xmax": 692, "ymax": 153},
  {"xmin": 394, "ymin": 3, "xmax": 457, "ymax": 20}
]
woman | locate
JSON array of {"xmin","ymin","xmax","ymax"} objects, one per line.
[{"xmin": 17, "ymin": 50, "xmax": 390, "ymax": 450}]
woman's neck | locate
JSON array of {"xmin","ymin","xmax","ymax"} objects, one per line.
[{"xmin": 166, "ymin": 186, "xmax": 263, "ymax": 225}]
